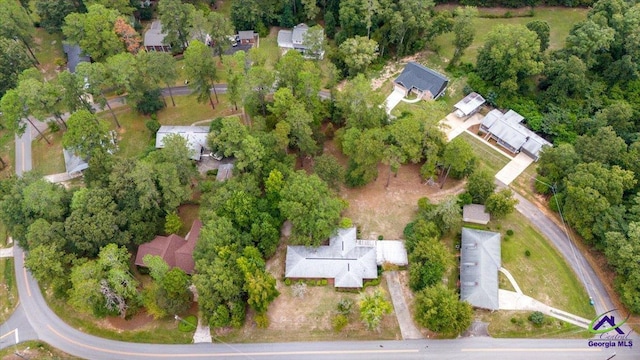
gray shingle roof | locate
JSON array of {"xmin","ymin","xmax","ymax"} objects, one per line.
[
  {"xmin": 63, "ymin": 44, "xmax": 90, "ymax": 73},
  {"xmin": 155, "ymin": 126, "xmax": 210, "ymax": 161},
  {"xmin": 277, "ymin": 29, "xmax": 293, "ymax": 48},
  {"xmin": 460, "ymin": 228, "xmax": 501, "ymax": 310},
  {"xmin": 285, "ymin": 227, "xmax": 378, "ymax": 288},
  {"xmin": 144, "ymin": 21, "xmax": 167, "ymax": 47},
  {"xmin": 238, "ymin": 31, "xmax": 256, "ymax": 40},
  {"xmin": 394, "ymin": 62, "xmax": 449, "ymax": 99},
  {"xmin": 63, "ymin": 148, "xmax": 88, "ymax": 174},
  {"xmin": 463, "ymin": 204, "xmax": 490, "ymax": 225}
]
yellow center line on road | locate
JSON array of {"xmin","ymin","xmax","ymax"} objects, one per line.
[
  {"xmin": 0, "ymin": 329, "xmax": 16, "ymax": 340},
  {"xmin": 22, "ymin": 253, "xmax": 31, "ymax": 297},
  {"xmin": 47, "ymin": 325, "xmax": 419, "ymax": 358},
  {"xmin": 462, "ymin": 348, "xmax": 602, "ymax": 352}
]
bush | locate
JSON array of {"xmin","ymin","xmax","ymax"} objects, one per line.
[
  {"xmin": 506, "ymin": 229, "xmax": 514, "ymax": 236},
  {"xmin": 337, "ymin": 298, "xmax": 354, "ymax": 315},
  {"xmin": 332, "ymin": 314, "xmax": 348, "ymax": 332},
  {"xmin": 339, "ymin": 217, "xmax": 353, "ymax": 229},
  {"xmin": 136, "ymin": 88, "xmax": 166, "ymax": 115},
  {"xmin": 525, "ymin": 249, "xmax": 531, "ymax": 257},
  {"xmin": 255, "ymin": 313, "xmax": 269, "ymax": 328},
  {"xmin": 528, "ymin": 311, "xmax": 545, "ymax": 326},
  {"xmin": 321, "ymin": 279, "xmax": 328, "ymax": 286},
  {"xmin": 48, "ymin": 121, "xmax": 60, "ymax": 133},
  {"xmin": 377, "ymin": 235, "xmax": 383, "ymax": 240},
  {"xmin": 206, "ymin": 169, "xmax": 218, "ymax": 177},
  {"xmin": 145, "ymin": 119, "xmax": 161, "ymax": 134},
  {"xmin": 284, "ymin": 278, "xmax": 292, "ymax": 286},
  {"xmin": 178, "ymin": 315, "xmax": 197, "ymax": 332}
]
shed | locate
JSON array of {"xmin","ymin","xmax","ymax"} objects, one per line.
[
  {"xmin": 454, "ymin": 92, "xmax": 486, "ymax": 117},
  {"xmin": 463, "ymin": 204, "xmax": 490, "ymax": 225},
  {"xmin": 238, "ymin": 30, "xmax": 257, "ymax": 45},
  {"xmin": 394, "ymin": 62, "xmax": 449, "ymax": 100},
  {"xmin": 460, "ymin": 228, "xmax": 501, "ymax": 310}
]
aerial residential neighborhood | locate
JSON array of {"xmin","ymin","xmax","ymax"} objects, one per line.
[{"xmin": 0, "ymin": 0, "xmax": 639, "ymax": 359}]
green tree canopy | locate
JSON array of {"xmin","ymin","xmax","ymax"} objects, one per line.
[
  {"xmin": 63, "ymin": 4, "xmax": 124, "ymax": 62},
  {"xmin": 414, "ymin": 284, "xmax": 473, "ymax": 336}
]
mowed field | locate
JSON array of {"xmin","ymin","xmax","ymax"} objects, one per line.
[{"xmin": 432, "ymin": 7, "xmax": 589, "ymax": 64}]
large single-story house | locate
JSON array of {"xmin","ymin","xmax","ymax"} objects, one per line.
[
  {"xmin": 155, "ymin": 126, "xmax": 210, "ymax": 161},
  {"xmin": 393, "ymin": 62, "xmax": 449, "ymax": 100},
  {"xmin": 454, "ymin": 92, "xmax": 486, "ymax": 118},
  {"xmin": 285, "ymin": 227, "xmax": 408, "ymax": 288},
  {"xmin": 144, "ymin": 21, "xmax": 171, "ymax": 52},
  {"xmin": 277, "ymin": 23, "xmax": 324, "ymax": 59},
  {"xmin": 463, "ymin": 204, "xmax": 490, "ymax": 225},
  {"xmin": 479, "ymin": 109, "xmax": 552, "ymax": 161},
  {"xmin": 460, "ymin": 228, "xmax": 501, "ymax": 310},
  {"xmin": 62, "ymin": 44, "xmax": 90, "ymax": 73},
  {"xmin": 135, "ymin": 219, "xmax": 202, "ymax": 274}
]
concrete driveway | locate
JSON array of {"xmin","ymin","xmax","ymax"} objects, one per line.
[
  {"xmin": 384, "ymin": 88, "xmax": 405, "ymax": 115},
  {"xmin": 495, "ymin": 153, "xmax": 534, "ymax": 185},
  {"xmin": 440, "ymin": 113, "xmax": 483, "ymax": 141},
  {"xmin": 384, "ymin": 271, "xmax": 422, "ymax": 339}
]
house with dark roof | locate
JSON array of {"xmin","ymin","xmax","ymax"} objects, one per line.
[
  {"xmin": 155, "ymin": 126, "xmax": 210, "ymax": 161},
  {"xmin": 394, "ymin": 62, "xmax": 449, "ymax": 100},
  {"xmin": 454, "ymin": 92, "xmax": 486, "ymax": 118},
  {"xmin": 135, "ymin": 219, "xmax": 202, "ymax": 274},
  {"xmin": 285, "ymin": 227, "xmax": 407, "ymax": 288},
  {"xmin": 62, "ymin": 44, "xmax": 90, "ymax": 73},
  {"xmin": 144, "ymin": 21, "xmax": 171, "ymax": 52},
  {"xmin": 479, "ymin": 109, "xmax": 552, "ymax": 161},
  {"xmin": 460, "ymin": 228, "xmax": 501, "ymax": 310}
]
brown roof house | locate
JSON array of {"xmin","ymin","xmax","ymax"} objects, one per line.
[{"xmin": 135, "ymin": 219, "xmax": 202, "ymax": 274}]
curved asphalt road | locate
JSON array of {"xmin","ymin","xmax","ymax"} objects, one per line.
[{"xmin": 3, "ymin": 87, "xmax": 636, "ymax": 358}]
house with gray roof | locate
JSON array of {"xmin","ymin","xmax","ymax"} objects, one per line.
[
  {"xmin": 277, "ymin": 23, "xmax": 324, "ymax": 59},
  {"xmin": 285, "ymin": 227, "xmax": 378, "ymax": 288},
  {"xmin": 238, "ymin": 30, "xmax": 258, "ymax": 46},
  {"xmin": 454, "ymin": 92, "xmax": 485, "ymax": 117},
  {"xmin": 144, "ymin": 21, "xmax": 171, "ymax": 52},
  {"xmin": 62, "ymin": 44, "xmax": 90, "ymax": 73},
  {"xmin": 394, "ymin": 62, "xmax": 449, "ymax": 100},
  {"xmin": 63, "ymin": 148, "xmax": 88, "ymax": 175},
  {"xmin": 155, "ymin": 126, "xmax": 210, "ymax": 161},
  {"xmin": 460, "ymin": 228, "xmax": 501, "ymax": 310},
  {"xmin": 463, "ymin": 204, "xmax": 490, "ymax": 225},
  {"xmin": 479, "ymin": 109, "xmax": 551, "ymax": 161}
]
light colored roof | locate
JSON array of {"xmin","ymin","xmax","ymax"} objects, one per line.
[
  {"xmin": 454, "ymin": 92, "xmax": 486, "ymax": 116},
  {"xmin": 63, "ymin": 148, "xmax": 88, "ymax": 174},
  {"xmin": 292, "ymin": 23, "xmax": 309, "ymax": 45},
  {"xmin": 155, "ymin": 126, "xmax": 210, "ymax": 161},
  {"xmin": 481, "ymin": 109, "xmax": 551, "ymax": 159},
  {"xmin": 144, "ymin": 21, "xmax": 167, "ymax": 47},
  {"xmin": 463, "ymin": 204, "xmax": 490, "ymax": 225},
  {"xmin": 285, "ymin": 227, "xmax": 378, "ymax": 288},
  {"xmin": 394, "ymin": 62, "xmax": 449, "ymax": 99},
  {"xmin": 238, "ymin": 31, "xmax": 256, "ymax": 40},
  {"xmin": 277, "ymin": 29, "xmax": 293, "ymax": 48},
  {"xmin": 460, "ymin": 228, "xmax": 501, "ymax": 310},
  {"xmin": 216, "ymin": 163, "xmax": 234, "ymax": 182},
  {"xmin": 376, "ymin": 241, "xmax": 408, "ymax": 266}
]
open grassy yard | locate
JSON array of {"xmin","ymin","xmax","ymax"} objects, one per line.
[
  {"xmin": 33, "ymin": 29, "xmax": 64, "ymax": 80},
  {"xmin": 0, "ymin": 258, "xmax": 18, "ymax": 322},
  {"xmin": 46, "ymin": 293, "xmax": 194, "ymax": 344},
  {"xmin": 480, "ymin": 310, "xmax": 591, "ymax": 338},
  {"xmin": 432, "ymin": 7, "xmax": 589, "ymax": 65},
  {"xmin": 31, "ymin": 131, "xmax": 65, "ymax": 175},
  {"xmin": 458, "ymin": 132, "xmax": 511, "ymax": 176}
]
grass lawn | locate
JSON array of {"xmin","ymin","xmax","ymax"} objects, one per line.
[
  {"xmin": 33, "ymin": 29, "xmax": 64, "ymax": 80},
  {"xmin": 46, "ymin": 293, "xmax": 194, "ymax": 344},
  {"xmin": 31, "ymin": 130, "xmax": 65, "ymax": 175},
  {"xmin": 432, "ymin": 7, "xmax": 589, "ymax": 65},
  {"xmin": 177, "ymin": 204, "xmax": 200, "ymax": 237},
  {"xmin": 100, "ymin": 94, "xmax": 239, "ymax": 159},
  {"xmin": 0, "ymin": 258, "xmax": 18, "ymax": 321},
  {"xmin": 480, "ymin": 310, "xmax": 591, "ymax": 338},
  {"xmin": 0, "ymin": 129, "xmax": 15, "ymax": 179},
  {"xmin": 0, "ymin": 340, "xmax": 79, "ymax": 359},
  {"xmin": 458, "ymin": 132, "xmax": 511, "ymax": 176}
]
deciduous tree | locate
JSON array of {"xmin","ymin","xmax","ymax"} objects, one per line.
[
  {"xmin": 414, "ymin": 284, "xmax": 472, "ymax": 336},
  {"xmin": 184, "ymin": 40, "xmax": 218, "ymax": 109},
  {"xmin": 0, "ymin": 38, "xmax": 33, "ymax": 97},
  {"xmin": 158, "ymin": 0, "xmax": 195, "ymax": 52},
  {"xmin": 63, "ymin": 4, "xmax": 124, "ymax": 62},
  {"xmin": 359, "ymin": 288, "xmax": 392, "ymax": 331}
]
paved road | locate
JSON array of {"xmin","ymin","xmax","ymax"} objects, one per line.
[{"xmin": 14, "ymin": 127, "xmax": 31, "ymax": 177}]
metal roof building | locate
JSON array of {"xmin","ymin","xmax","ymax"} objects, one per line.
[
  {"xmin": 144, "ymin": 21, "xmax": 171, "ymax": 52},
  {"xmin": 480, "ymin": 109, "xmax": 551, "ymax": 161},
  {"xmin": 63, "ymin": 148, "xmax": 88, "ymax": 175},
  {"xmin": 155, "ymin": 126, "xmax": 210, "ymax": 161},
  {"xmin": 460, "ymin": 228, "xmax": 501, "ymax": 310},
  {"xmin": 454, "ymin": 92, "xmax": 486, "ymax": 117},
  {"xmin": 463, "ymin": 204, "xmax": 490, "ymax": 225}
]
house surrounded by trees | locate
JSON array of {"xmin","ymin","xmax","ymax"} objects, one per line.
[{"xmin": 394, "ymin": 62, "xmax": 449, "ymax": 100}]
